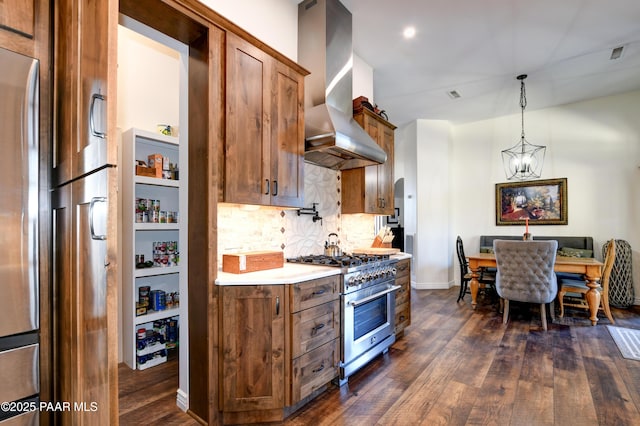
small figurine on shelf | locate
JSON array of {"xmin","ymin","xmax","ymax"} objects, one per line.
[{"xmin": 523, "ymin": 218, "xmax": 532, "ymax": 240}]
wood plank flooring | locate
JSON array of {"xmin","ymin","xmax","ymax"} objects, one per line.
[{"xmin": 119, "ymin": 288, "xmax": 640, "ymax": 425}]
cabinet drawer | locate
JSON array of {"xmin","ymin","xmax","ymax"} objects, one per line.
[
  {"xmin": 290, "ymin": 275, "xmax": 340, "ymax": 312},
  {"xmin": 395, "ymin": 259, "xmax": 410, "ymax": 278},
  {"xmin": 291, "ymin": 339, "xmax": 338, "ymax": 403},
  {"xmin": 395, "ymin": 302, "xmax": 410, "ymax": 333},
  {"xmin": 291, "ymin": 301, "xmax": 340, "ymax": 359},
  {"xmin": 395, "ymin": 276, "xmax": 410, "ymax": 306}
]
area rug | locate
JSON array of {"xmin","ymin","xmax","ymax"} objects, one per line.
[{"xmin": 606, "ymin": 326, "xmax": 640, "ymax": 361}]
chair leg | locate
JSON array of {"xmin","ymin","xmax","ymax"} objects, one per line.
[
  {"xmin": 540, "ymin": 303, "xmax": 547, "ymax": 331},
  {"xmin": 503, "ymin": 299, "xmax": 509, "ymax": 325},
  {"xmin": 601, "ymin": 292, "xmax": 615, "ymax": 324},
  {"xmin": 457, "ymin": 279, "xmax": 468, "ymax": 303},
  {"xmin": 558, "ymin": 289, "xmax": 566, "ymax": 318}
]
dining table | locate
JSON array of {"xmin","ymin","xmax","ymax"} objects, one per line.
[{"xmin": 466, "ymin": 253, "xmax": 604, "ymax": 325}]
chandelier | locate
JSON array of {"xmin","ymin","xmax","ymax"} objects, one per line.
[{"xmin": 501, "ymin": 74, "xmax": 546, "ymax": 180}]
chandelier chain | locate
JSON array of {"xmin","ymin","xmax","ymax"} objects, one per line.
[{"xmin": 520, "ymin": 79, "xmax": 527, "ymax": 141}]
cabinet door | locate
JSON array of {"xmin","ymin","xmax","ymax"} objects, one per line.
[
  {"xmin": 221, "ymin": 285, "xmax": 285, "ymax": 412},
  {"xmin": 0, "ymin": 0, "xmax": 34, "ymax": 38},
  {"xmin": 53, "ymin": 0, "xmax": 111, "ymax": 186},
  {"xmin": 52, "ymin": 168, "xmax": 117, "ymax": 425},
  {"xmin": 225, "ymin": 32, "xmax": 271, "ymax": 205},
  {"xmin": 377, "ymin": 121, "xmax": 395, "ymax": 215},
  {"xmin": 269, "ymin": 60, "xmax": 305, "ymax": 207}
]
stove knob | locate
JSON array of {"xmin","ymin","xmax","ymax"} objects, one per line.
[
  {"xmin": 391, "ymin": 267, "xmax": 397, "ymax": 276},
  {"xmin": 348, "ymin": 276, "xmax": 357, "ymax": 286}
]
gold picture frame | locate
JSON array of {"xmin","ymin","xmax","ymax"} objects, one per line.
[{"xmin": 495, "ymin": 178, "xmax": 568, "ymax": 226}]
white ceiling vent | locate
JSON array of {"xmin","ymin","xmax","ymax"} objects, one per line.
[
  {"xmin": 610, "ymin": 46, "xmax": 624, "ymax": 60},
  {"xmin": 447, "ymin": 90, "xmax": 461, "ymax": 99}
]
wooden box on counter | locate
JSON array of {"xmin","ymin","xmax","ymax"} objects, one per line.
[{"xmin": 222, "ymin": 251, "xmax": 284, "ymax": 274}]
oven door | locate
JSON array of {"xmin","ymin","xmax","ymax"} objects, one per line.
[{"xmin": 342, "ymin": 283, "xmax": 400, "ymax": 367}]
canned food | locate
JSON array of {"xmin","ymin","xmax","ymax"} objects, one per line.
[
  {"xmin": 159, "ymin": 211, "xmax": 167, "ymax": 223},
  {"xmin": 151, "ymin": 199, "xmax": 161, "ymax": 211},
  {"xmin": 166, "ymin": 241, "xmax": 177, "ymax": 254},
  {"xmin": 168, "ymin": 254, "xmax": 177, "ymax": 266},
  {"xmin": 167, "ymin": 211, "xmax": 175, "ymax": 223},
  {"xmin": 142, "ymin": 211, "xmax": 149, "ymax": 223},
  {"xmin": 135, "ymin": 212, "xmax": 143, "ymax": 223},
  {"xmin": 136, "ymin": 198, "xmax": 145, "ymax": 213}
]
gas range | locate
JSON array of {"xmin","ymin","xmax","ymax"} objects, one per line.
[{"xmin": 287, "ymin": 254, "xmax": 397, "ymax": 294}]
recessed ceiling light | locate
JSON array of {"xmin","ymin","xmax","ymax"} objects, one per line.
[{"xmin": 403, "ymin": 26, "xmax": 416, "ymax": 39}]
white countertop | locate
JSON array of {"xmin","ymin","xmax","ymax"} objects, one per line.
[
  {"xmin": 391, "ymin": 252, "xmax": 412, "ymax": 261},
  {"xmin": 215, "ymin": 252, "xmax": 412, "ymax": 285},
  {"xmin": 215, "ymin": 263, "xmax": 341, "ymax": 285}
]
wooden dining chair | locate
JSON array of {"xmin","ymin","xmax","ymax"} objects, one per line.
[
  {"xmin": 456, "ymin": 236, "xmax": 495, "ymax": 303},
  {"xmin": 558, "ymin": 239, "xmax": 616, "ymax": 323},
  {"xmin": 493, "ymin": 240, "xmax": 558, "ymax": 331}
]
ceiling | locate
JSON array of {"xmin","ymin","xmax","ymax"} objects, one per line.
[{"xmin": 340, "ymin": 0, "xmax": 640, "ymax": 126}]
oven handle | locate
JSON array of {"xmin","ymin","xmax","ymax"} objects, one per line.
[{"xmin": 348, "ymin": 285, "xmax": 401, "ymax": 307}]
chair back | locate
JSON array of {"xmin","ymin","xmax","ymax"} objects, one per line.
[
  {"xmin": 493, "ymin": 240, "xmax": 558, "ymax": 304},
  {"xmin": 456, "ymin": 236, "xmax": 468, "ymax": 276},
  {"xmin": 601, "ymin": 239, "xmax": 616, "ymax": 297}
]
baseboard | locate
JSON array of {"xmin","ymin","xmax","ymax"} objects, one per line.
[
  {"xmin": 176, "ymin": 388, "xmax": 189, "ymax": 412},
  {"xmin": 412, "ymin": 281, "xmax": 451, "ymax": 290}
]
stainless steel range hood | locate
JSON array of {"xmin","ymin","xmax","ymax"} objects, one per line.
[{"xmin": 298, "ymin": 0, "xmax": 387, "ymax": 170}]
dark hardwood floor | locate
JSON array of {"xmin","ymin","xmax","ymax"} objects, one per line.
[{"xmin": 119, "ymin": 287, "xmax": 640, "ymax": 425}]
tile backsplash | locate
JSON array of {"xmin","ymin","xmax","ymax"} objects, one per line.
[{"xmin": 217, "ymin": 164, "xmax": 377, "ymax": 262}]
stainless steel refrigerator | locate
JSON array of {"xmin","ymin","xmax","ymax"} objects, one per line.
[{"xmin": 0, "ymin": 47, "xmax": 40, "ymax": 425}]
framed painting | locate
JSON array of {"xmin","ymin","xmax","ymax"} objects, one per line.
[
  {"xmin": 387, "ymin": 207, "xmax": 400, "ymax": 224},
  {"xmin": 495, "ymin": 178, "xmax": 567, "ymax": 226}
]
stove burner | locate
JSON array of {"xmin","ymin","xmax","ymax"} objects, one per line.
[{"xmin": 287, "ymin": 253, "xmax": 389, "ymax": 268}]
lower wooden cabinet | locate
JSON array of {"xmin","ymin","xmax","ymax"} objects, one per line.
[
  {"xmin": 394, "ymin": 258, "xmax": 411, "ymax": 338},
  {"xmin": 220, "ymin": 285, "xmax": 285, "ymax": 418},
  {"xmin": 219, "ymin": 275, "xmax": 340, "ymax": 424}
]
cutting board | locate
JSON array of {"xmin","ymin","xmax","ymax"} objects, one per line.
[{"xmin": 353, "ymin": 247, "xmax": 400, "ymax": 255}]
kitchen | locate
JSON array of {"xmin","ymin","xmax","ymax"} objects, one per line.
[
  {"xmin": 1, "ymin": 0, "xmax": 639, "ymax": 424},
  {"xmin": 118, "ymin": 1, "xmax": 410, "ymax": 423}
]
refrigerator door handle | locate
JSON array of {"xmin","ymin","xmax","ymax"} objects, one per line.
[
  {"xmin": 90, "ymin": 93, "xmax": 106, "ymax": 139},
  {"xmin": 90, "ymin": 197, "xmax": 107, "ymax": 240}
]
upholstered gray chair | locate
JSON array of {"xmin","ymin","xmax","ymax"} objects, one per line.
[{"xmin": 493, "ymin": 240, "xmax": 558, "ymax": 330}]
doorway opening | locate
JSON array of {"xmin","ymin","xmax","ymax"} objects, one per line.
[{"xmin": 116, "ymin": 15, "xmax": 190, "ymax": 411}]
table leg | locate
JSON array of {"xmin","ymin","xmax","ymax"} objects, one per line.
[
  {"xmin": 585, "ymin": 275, "xmax": 601, "ymax": 326},
  {"xmin": 469, "ymin": 267, "xmax": 480, "ymax": 310}
]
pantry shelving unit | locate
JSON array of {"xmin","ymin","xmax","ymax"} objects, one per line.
[{"xmin": 122, "ymin": 127, "xmax": 187, "ymax": 369}]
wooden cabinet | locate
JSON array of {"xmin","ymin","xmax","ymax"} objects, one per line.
[
  {"xmin": 219, "ymin": 275, "xmax": 340, "ymax": 424},
  {"xmin": 0, "ymin": 0, "xmax": 34, "ymax": 39},
  {"xmin": 0, "ymin": 0, "xmax": 49, "ymax": 58},
  {"xmin": 394, "ymin": 258, "xmax": 411, "ymax": 338},
  {"xmin": 52, "ymin": 0, "xmax": 118, "ymax": 424},
  {"xmin": 53, "ymin": 0, "xmax": 115, "ymax": 187},
  {"xmin": 342, "ymin": 108, "xmax": 397, "ymax": 215},
  {"xmin": 220, "ymin": 285, "xmax": 286, "ymax": 418},
  {"xmin": 289, "ymin": 276, "xmax": 340, "ymax": 404},
  {"xmin": 224, "ymin": 32, "xmax": 306, "ymax": 208},
  {"xmin": 52, "ymin": 167, "xmax": 118, "ymax": 425}
]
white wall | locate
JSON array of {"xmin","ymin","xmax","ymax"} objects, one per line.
[
  {"xmin": 396, "ymin": 89, "xmax": 640, "ymax": 303},
  {"xmin": 198, "ymin": 0, "xmax": 299, "ymax": 61}
]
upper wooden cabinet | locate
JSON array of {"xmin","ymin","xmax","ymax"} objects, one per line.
[
  {"xmin": 341, "ymin": 108, "xmax": 397, "ymax": 215},
  {"xmin": 0, "ymin": 0, "xmax": 49, "ymax": 61},
  {"xmin": 53, "ymin": 0, "xmax": 114, "ymax": 187},
  {"xmin": 0, "ymin": 0, "xmax": 34, "ymax": 39},
  {"xmin": 224, "ymin": 32, "xmax": 306, "ymax": 208}
]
